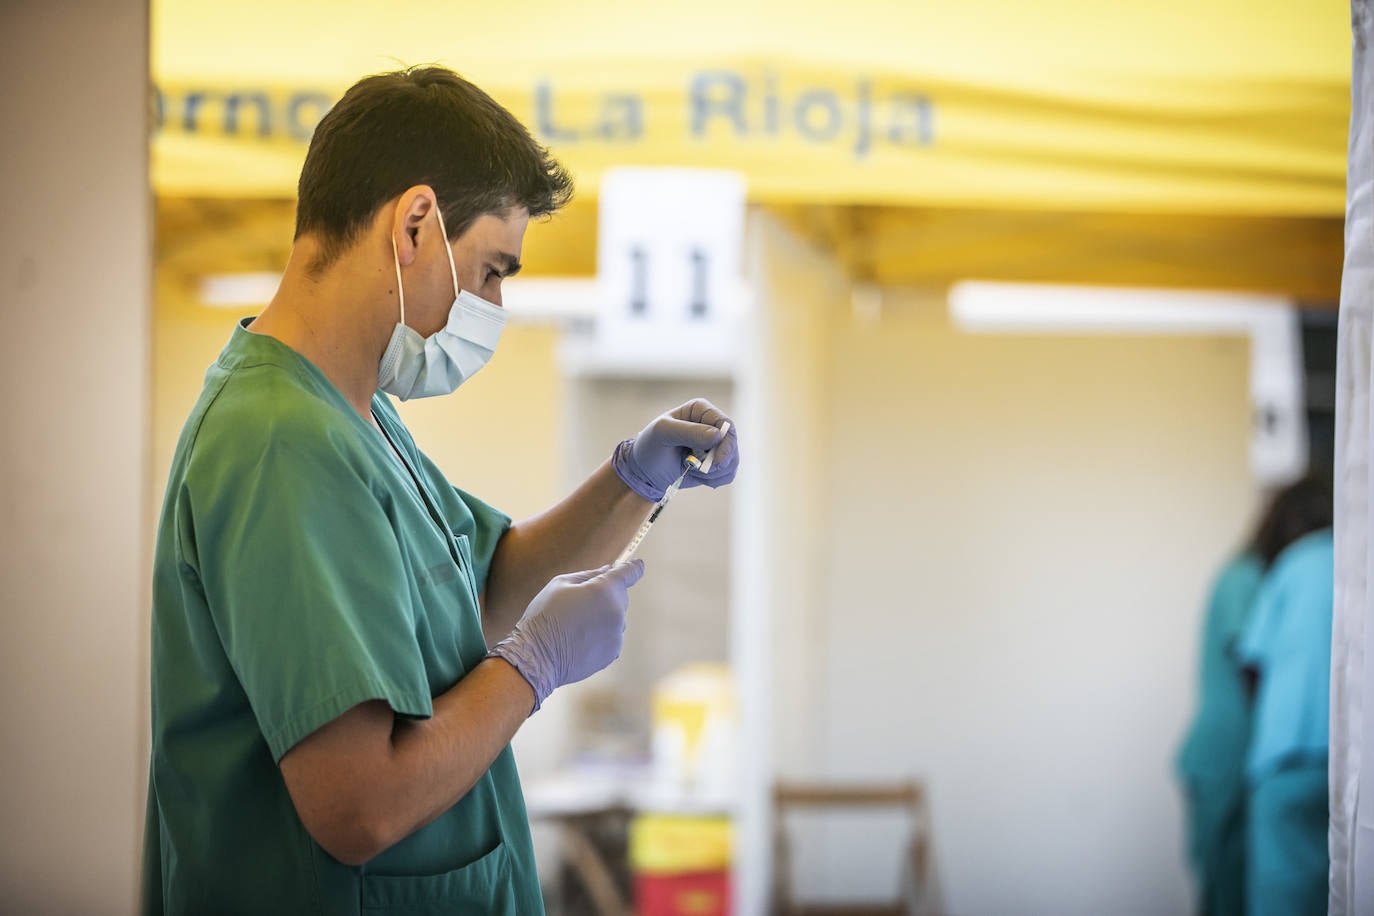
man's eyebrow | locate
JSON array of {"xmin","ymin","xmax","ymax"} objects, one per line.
[{"xmin": 494, "ymin": 252, "xmax": 522, "ymax": 277}]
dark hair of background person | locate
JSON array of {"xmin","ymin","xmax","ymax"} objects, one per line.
[
  {"xmin": 294, "ymin": 65, "xmax": 574, "ymax": 273},
  {"xmin": 1249, "ymin": 473, "xmax": 1334, "ymax": 569}
]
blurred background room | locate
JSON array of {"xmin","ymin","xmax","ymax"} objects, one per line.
[{"xmin": 0, "ymin": 0, "xmax": 1353, "ymax": 914}]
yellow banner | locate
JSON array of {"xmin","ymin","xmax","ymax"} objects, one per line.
[{"xmin": 152, "ymin": 0, "xmax": 1350, "ymax": 214}]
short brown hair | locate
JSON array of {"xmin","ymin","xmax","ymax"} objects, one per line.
[{"xmin": 295, "ymin": 66, "xmax": 573, "ymax": 270}]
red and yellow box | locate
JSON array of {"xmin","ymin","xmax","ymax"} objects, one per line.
[
  {"xmin": 630, "ymin": 815, "xmax": 732, "ymax": 916},
  {"xmin": 636, "ymin": 871, "xmax": 731, "ymax": 916}
]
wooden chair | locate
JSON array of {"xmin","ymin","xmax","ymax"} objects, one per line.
[{"xmin": 771, "ymin": 781, "xmax": 942, "ymax": 916}]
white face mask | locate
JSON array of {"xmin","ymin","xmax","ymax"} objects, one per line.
[{"xmin": 377, "ymin": 204, "xmax": 507, "ymax": 401}]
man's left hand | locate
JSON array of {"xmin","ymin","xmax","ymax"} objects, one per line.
[{"xmin": 612, "ymin": 398, "xmax": 740, "ymax": 502}]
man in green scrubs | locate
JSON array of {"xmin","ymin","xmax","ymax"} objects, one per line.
[{"xmin": 142, "ymin": 67, "xmax": 739, "ymax": 915}]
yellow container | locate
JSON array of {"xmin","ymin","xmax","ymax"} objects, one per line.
[
  {"xmin": 651, "ymin": 663, "xmax": 736, "ymax": 796},
  {"xmin": 629, "ymin": 814, "xmax": 733, "ymax": 875}
]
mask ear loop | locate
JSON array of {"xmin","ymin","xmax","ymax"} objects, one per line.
[
  {"xmin": 391, "ymin": 234, "xmax": 406, "ymax": 327},
  {"xmin": 433, "ymin": 204, "xmax": 460, "ymax": 300}
]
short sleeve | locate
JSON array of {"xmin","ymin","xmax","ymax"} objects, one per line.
[
  {"xmin": 186, "ymin": 395, "xmax": 433, "ymax": 763},
  {"xmin": 1212, "ymin": 555, "xmax": 1264, "ymax": 654},
  {"xmin": 450, "ymin": 486, "xmax": 512, "ymax": 591},
  {"xmin": 1236, "ymin": 573, "xmax": 1283, "ymax": 673}
]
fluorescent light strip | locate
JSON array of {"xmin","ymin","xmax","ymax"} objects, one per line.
[
  {"xmin": 197, "ymin": 273, "xmax": 598, "ymax": 324},
  {"xmin": 949, "ymin": 281, "xmax": 1292, "ymax": 335},
  {"xmin": 198, "ymin": 272, "xmax": 281, "ymax": 308}
]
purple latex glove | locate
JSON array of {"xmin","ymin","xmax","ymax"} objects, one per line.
[
  {"xmin": 486, "ymin": 560, "xmax": 646, "ymax": 713},
  {"xmin": 612, "ymin": 398, "xmax": 740, "ymax": 502}
]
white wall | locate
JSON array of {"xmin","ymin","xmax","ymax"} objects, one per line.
[
  {"xmin": 747, "ymin": 218, "xmax": 1258, "ymax": 914},
  {"xmin": 814, "ymin": 291, "xmax": 1254, "ymax": 914},
  {"xmin": 735, "ymin": 211, "xmax": 850, "ymax": 913},
  {"xmin": 745, "ymin": 212, "xmax": 846, "ymax": 776},
  {"xmin": 0, "ymin": 1, "xmax": 150, "ymax": 913}
]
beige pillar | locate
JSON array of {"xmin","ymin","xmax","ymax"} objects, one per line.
[{"xmin": 0, "ymin": 2, "xmax": 151, "ymax": 912}]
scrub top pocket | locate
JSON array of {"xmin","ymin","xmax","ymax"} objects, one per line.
[
  {"xmin": 360, "ymin": 840, "xmax": 516, "ymax": 915},
  {"xmin": 450, "ymin": 533, "xmax": 482, "ymax": 608}
]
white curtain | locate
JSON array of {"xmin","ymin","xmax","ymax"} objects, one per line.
[{"xmin": 1333, "ymin": 3, "xmax": 1374, "ymax": 913}]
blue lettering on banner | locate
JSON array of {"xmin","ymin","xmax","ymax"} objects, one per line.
[
  {"xmin": 285, "ymin": 93, "xmax": 332, "ymax": 142},
  {"xmin": 155, "ymin": 87, "xmax": 336, "ymax": 141},
  {"xmin": 686, "ymin": 70, "xmax": 934, "ymax": 158},
  {"xmin": 536, "ymin": 81, "xmax": 580, "ymax": 142},
  {"xmin": 887, "ymin": 93, "xmax": 935, "ymax": 147},
  {"xmin": 853, "ymin": 80, "xmax": 872, "ymax": 158},
  {"xmin": 181, "ymin": 91, "xmax": 209, "ymax": 132},
  {"xmin": 598, "ymin": 94, "xmax": 644, "ymax": 141},
  {"xmin": 762, "ymin": 72, "xmax": 781, "ymax": 136},
  {"xmin": 793, "ymin": 89, "xmax": 842, "ymax": 142},
  {"xmin": 537, "ymin": 81, "xmax": 645, "ymax": 142},
  {"xmin": 150, "ymin": 85, "xmax": 165, "ymax": 132},
  {"xmin": 225, "ymin": 93, "xmax": 272, "ymax": 137},
  {"xmin": 152, "ymin": 74, "xmax": 935, "ymax": 160},
  {"xmin": 690, "ymin": 71, "xmax": 749, "ymax": 136}
]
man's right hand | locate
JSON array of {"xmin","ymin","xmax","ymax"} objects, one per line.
[
  {"xmin": 486, "ymin": 560, "xmax": 646, "ymax": 713},
  {"xmin": 282, "ymin": 560, "xmax": 646, "ymax": 864}
]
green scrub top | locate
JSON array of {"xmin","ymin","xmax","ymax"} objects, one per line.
[
  {"xmin": 1175, "ymin": 552, "xmax": 1263, "ymax": 915},
  {"xmin": 142, "ymin": 319, "xmax": 544, "ymax": 915}
]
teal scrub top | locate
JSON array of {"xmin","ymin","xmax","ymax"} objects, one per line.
[
  {"xmin": 1176, "ymin": 552, "xmax": 1264, "ymax": 871},
  {"xmin": 1236, "ymin": 529, "xmax": 1334, "ymax": 783},
  {"xmin": 142, "ymin": 320, "xmax": 544, "ymax": 915}
]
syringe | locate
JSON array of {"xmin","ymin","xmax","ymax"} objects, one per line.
[{"xmin": 614, "ymin": 421, "xmax": 729, "ymax": 566}]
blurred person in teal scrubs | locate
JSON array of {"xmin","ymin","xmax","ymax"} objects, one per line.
[
  {"xmin": 1177, "ymin": 476, "xmax": 1332, "ymax": 916},
  {"xmin": 1236, "ymin": 475, "xmax": 1333, "ymax": 916}
]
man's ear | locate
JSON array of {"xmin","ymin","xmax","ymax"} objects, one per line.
[{"xmin": 392, "ymin": 186, "xmax": 437, "ymax": 267}]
